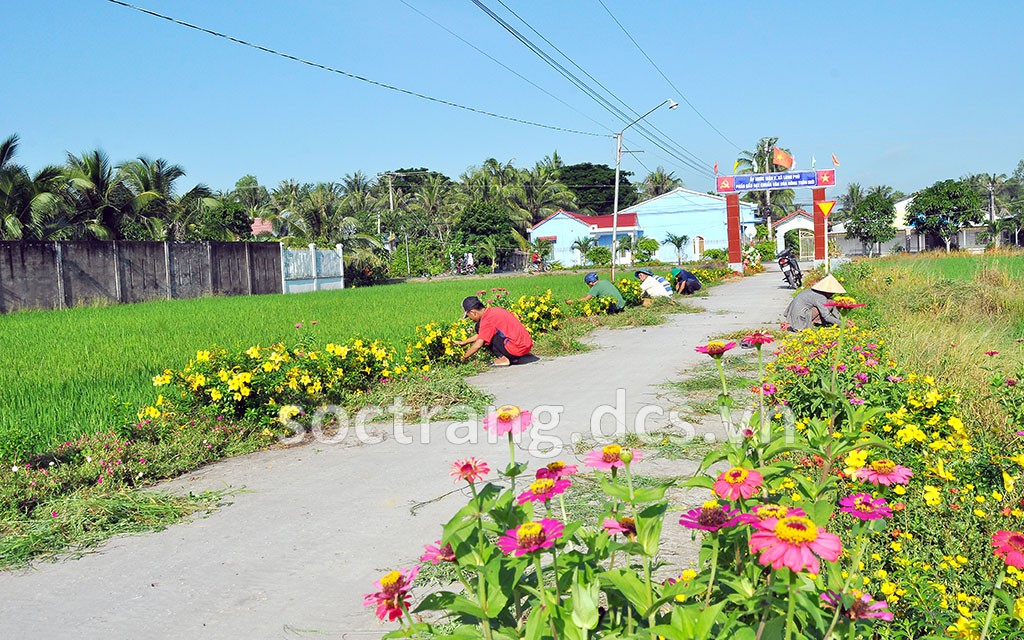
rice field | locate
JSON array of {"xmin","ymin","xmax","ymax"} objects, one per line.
[{"xmin": 1, "ymin": 272, "xmax": 589, "ymax": 458}]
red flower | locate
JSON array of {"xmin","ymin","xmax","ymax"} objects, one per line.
[
  {"xmin": 743, "ymin": 331, "xmax": 775, "ymax": 347},
  {"xmin": 695, "ymin": 341, "xmax": 737, "ymax": 358},
  {"xmin": 824, "ymin": 296, "xmax": 866, "ymax": 310},
  {"xmin": 450, "ymin": 457, "xmax": 489, "ymax": 484},
  {"xmin": 985, "ymin": 350, "xmax": 1000, "ymax": 357}
]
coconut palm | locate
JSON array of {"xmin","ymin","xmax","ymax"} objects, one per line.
[
  {"xmin": 663, "ymin": 232, "xmax": 690, "ymax": 264},
  {"xmin": 508, "ymin": 163, "xmax": 577, "ymax": 230},
  {"xmin": 639, "ymin": 166, "xmax": 683, "ymax": 199},
  {"xmin": 0, "ymin": 134, "xmax": 64, "ymax": 240},
  {"xmin": 59, "ymin": 149, "xmax": 137, "ymax": 240},
  {"xmin": 119, "ymin": 156, "xmax": 214, "ymax": 240},
  {"xmin": 735, "ymin": 136, "xmax": 795, "ymax": 237},
  {"xmin": 410, "ymin": 174, "xmax": 459, "ymax": 247},
  {"xmin": 571, "ymin": 236, "xmax": 596, "ymax": 265}
]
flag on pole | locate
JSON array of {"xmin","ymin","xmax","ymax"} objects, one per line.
[
  {"xmin": 713, "ymin": 161, "xmax": 718, "ymax": 175},
  {"xmin": 832, "ymin": 153, "xmax": 840, "ymax": 167},
  {"xmin": 811, "ymin": 155, "xmax": 816, "ymax": 169},
  {"xmin": 772, "ymin": 147, "xmax": 794, "ymax": 170},
  {"xmin": 733, "ymin": 159, "xmax": 740, "ymax": 173}
]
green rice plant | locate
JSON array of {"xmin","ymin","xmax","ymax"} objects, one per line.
[{"xmin": 0, "ymin": 274, "xmax": 583, "ymax": 457}]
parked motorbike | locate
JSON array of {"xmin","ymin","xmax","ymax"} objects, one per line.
[{"xmin": 776, "ymin": 247, "xmax": 803, "ymax": 289}]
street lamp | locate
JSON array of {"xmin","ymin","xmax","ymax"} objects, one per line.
[{"xmin": 610, "ymin": 99, "xmax": 677, "ymax": 280}]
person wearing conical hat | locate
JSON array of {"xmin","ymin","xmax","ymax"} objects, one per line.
[{"xmin": 782, "ymin": 274, "xmax": 846, "ymax": 331}]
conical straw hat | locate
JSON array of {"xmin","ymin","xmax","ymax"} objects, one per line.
[{"xmin": 810, "ymin": 274, "xmax": 846, "ymax": 294}]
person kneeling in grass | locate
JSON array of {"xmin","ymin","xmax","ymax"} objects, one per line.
[
  {"xmin": 670, "ymin": 267, "xmax": 702, "ymax": 295},
  {"xmin": 567, "ymin": 271, "xmax": 625, "ymax": 313},
  {"xmin": 455, "ymin": 295, "xmax": 534, "ymax": 367}
]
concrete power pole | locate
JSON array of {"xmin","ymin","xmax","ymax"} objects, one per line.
[{"xmin": 989, "ymin": 183, "xmax": 1000, "ymax": 248}]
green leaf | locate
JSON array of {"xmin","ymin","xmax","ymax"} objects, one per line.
[
  {"xmin": 632, "ymin": 480, "xmax": 673, "ymax": 503},
  {"xmin": 600, "ymin": 474, "xmax": 632, "ymax": 500},
  {"xmin": 636, "ymin": 502, "xmax": 668, "ymax": 556},
  {"xmin": 570, "ymin": 570, "xmax": 601, "ymax": 630},
  {"xmin": 680, "ymin": 475, "xmax": 715, "ymax": 490},
  {"xmin": 600, "ymin": 568, "xmax": 650, "ymax": 611},
  {"xmin": 524, "ymin": 603, "xmax": 548, "ymax": 640},
  {"xmin": 413, "ymin": 591, "xmax": 484, "ymax": 619}
]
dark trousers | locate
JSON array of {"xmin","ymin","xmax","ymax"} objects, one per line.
[{"xmin": 488, "ymin": 329, "xmax": 522, "ymax": 364}]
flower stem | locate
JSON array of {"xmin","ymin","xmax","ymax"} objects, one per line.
[
  {"xmin": 704, "ymin": 535, "xmax": 721, "ymax": 607},
  {"xmin": 980, "ymin": 568, "xmax": 1007, "ymax": 640},
  {"xmin": 784, "ymin": 570, "xmax": 798, "ymax": 640},
  {"xmin": 508, "ymin": 433, "xmax": 517, "ymax": 495},
  {"xmin": 823, "ymin": 534, "xmax": 869, "ymax": 640},
  {"xmin": 716, "ymin": 357, "xmax": 729, "ymax": 396},
  {"xmin": 624, "ymin": 462, "xmax": 654, "ymax": 623}
]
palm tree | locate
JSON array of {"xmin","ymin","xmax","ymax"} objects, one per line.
[
  {"xmin": 837, "ymin": 183, "xmax": 865, "ymax": 224},
  {"xmin": 508, "ymin": 163, "xmax": 576, "ymax": 230},
  {"xmin": 60, "ymin": 149, "xmax": 136, "ymax": 240},
  {"xmin": 663, "ymin": 232, "xmax": 690, "ymax": 264},
  {"xmin": 640, "ymin": 166, "xmax": 683, "ymax": 199},
  {"xmin": 410, "ymin": 174, "xmax": 458, "ymax": 247},
  {"xmin": 119, "ymin": 156, "xmax": 213, "ymax": 240},
  {"xmin": 735, "ymin": 136, "xmax": 795, "ymax": 239},
  {"xmin": 571, "ymin": 236, "xmax": 596, "ymax": 265},
  {"xmin": 0, "ymin": 134, "xmax": 64, "ymax": 240}
]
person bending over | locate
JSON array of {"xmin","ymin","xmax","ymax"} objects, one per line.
[
  {"xmin": 567, "ymin": 271, "xmax": 625, "ymax": 313},
  {"xmin": 782, "ymin": 274, "xmax": 845, "ymax": 331},
  {"xmin": 670, "ymin": 267, "xmax": 702, "ymax": 295},
  {"xmin": 455, "ymin": 295, "xmax": 534, "ymax": 366},
  {"xmin": 635, "ymin": 268, "xmax": 673, "ymax": 305}
]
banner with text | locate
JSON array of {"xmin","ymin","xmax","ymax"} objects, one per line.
[{"xmin": 716, "ymin": 169, "xmax": 835, "ymax": 193}]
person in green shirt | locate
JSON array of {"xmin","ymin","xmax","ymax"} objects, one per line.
[{"xmin": 568, "ymin": 272, "xmax": 626, "ymax": 312}]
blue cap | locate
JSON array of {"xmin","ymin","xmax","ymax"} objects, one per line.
[{"xmin": 584, "ymin": 272, "xmax": 599, "ymax": 284}]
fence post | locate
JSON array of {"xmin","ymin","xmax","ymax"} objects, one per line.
[
  {"xmin": 342, "ymin": 240, "xmax": 350, "ymax": 288},
  {"xmin": 309, "ymin": 243, "xmax": 318, "ymax": 291},
  {"xmin": 163, "ymin": 241, "xmax": 173, "ymax": 299},
  {"xmin": 279, "ymin": 242, "xmax": 286, "ymax": 294},
  {"xmin": 206, "ymin": 241, "xmax": 214, "ymax": 294},
  {"xmin": 54, "ymin": 241, "xmax": 66, "ymax": 310},
  {"xmin": 112, "ymin": 240, "xmax": 123, "ymax": 303},
  {"xmin": 244, "ymin": 242, "xmax": 253, "ymax": 295}
]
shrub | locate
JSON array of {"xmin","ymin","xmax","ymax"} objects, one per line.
[{"xmin": 702, "ymin": 248, "xmax": 728, "ymax": 260}]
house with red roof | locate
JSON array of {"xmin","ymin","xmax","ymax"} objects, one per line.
[{"xmin": 528, "ymin": 188, "xmax": 758, "ymax": 266}]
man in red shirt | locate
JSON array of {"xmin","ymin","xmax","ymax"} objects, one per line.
[{"xmin": 455, "ymin": 296, "xmax": 534, "ymax": 367}]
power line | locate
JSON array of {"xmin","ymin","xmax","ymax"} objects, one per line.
[
  {"xmin": 397, "ymin": 0, "xmax": 614, "ymax": 134},
  {"xmin": 489, "ymin": 0, "xmax": 714, "ymax": 175},
  {"xmin": 595, "ymin": 0, "xmax": 741, "ymax": 151},
  {"xmin": 471, "ymin": 0, "xmax": 712, "ymax": 180},
  {"xmin": 104, "ymin": 0, "xmax": 607, "ymax": 138}
]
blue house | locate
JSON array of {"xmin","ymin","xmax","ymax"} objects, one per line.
[{"xmin": 528, "ymin": 189, "xmax": 759, "ymax": 266}]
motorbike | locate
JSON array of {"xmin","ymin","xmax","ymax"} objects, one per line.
[{"xmin": 776, "ymin": 247, "xmax": 803, "ymax": 289}]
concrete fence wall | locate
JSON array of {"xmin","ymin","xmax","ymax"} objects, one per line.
[{"xmin": 0, "ymin": 241, "xmax": 283, "ymax": 313}]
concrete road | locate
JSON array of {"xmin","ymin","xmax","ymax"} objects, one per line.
[{"xmin": 0, "ymin": 267, "xmax": 795, "ymax": 639}]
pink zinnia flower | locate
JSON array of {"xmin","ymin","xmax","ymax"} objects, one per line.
[
  {"xmin": 678, "ymin": 500, "xmax": 741, "ymax": 532},
  {"xmin": 295, "ymin": 323, "xmax": 303, "ymax": 328},
  {"xmin": 743, "ymin": 331, "xmax": 775, "ymax": 347},
  {"xmin": 820, "ymin": 589, "xmax": 894, "ymax": 621},
  {"xmin": 497, "ymin": 519, "xmax": 564, "ymax": 556},
  {"xmin": 482, "ymin": 405, "xmax": 532, "ymax": 436},
  {"xmin": 450, "ymin": 457, "xmax": 489, "ymax": 484},
  {"xmin": 602, "ymin": 516, "xmax": 637, "ymax": 538},
  {"xmin": 363, "ymin": 566, "xmax": 419, "ymax": 622},
  {"xmin": 420, "ymin": 540, "xmax": 456, "ymax": 564},
  {"xmin": 993, "ymin": 530, "xmax": 1024, "ymax": 568},
  {"xmin": 583, "ymin": 444, "xmax": 642, "ymax": 470},
  {"xmin": 985, "ymin": 350, "xmax": 1000, "ymax": 357},
  {"xmin": 854, "ymin": 459, "xmax": 913, "ymax": 486},
  {"xmin": 749, "ymin": 515, "xmax": 843, "ymax": 574},
  {"xmin": 535, "ymin": 461, "xmax": 578, "ymax": 480},
  {"xmin": 839, "ymin": 493, "xmax": 892, "ymax": 521},
  {"xmin": 517, "ymin": 477, "xmax": 571, "ymax": 504},
  {"xmin": 695, "ymin": 341, "xmax": 737, "ymax": 358},
  {"xmin": 713, "ymin": 466, "xmax": 763, "ymax": 500},
  {"xmin": 736, "ymin": 503, "xmax": 806, "ymax": 526}
]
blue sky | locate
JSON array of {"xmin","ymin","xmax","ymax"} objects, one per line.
[{"xmin": 5, "ymin": 1, "xmax": 1022, "ymax": 204}]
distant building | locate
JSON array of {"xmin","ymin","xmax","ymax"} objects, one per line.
[
  {"xmin": 251, "ymin": 217, "xmax": 274, "ymax": 237},
  {"xmin": 832, "ymin": 195, "xmax": 993, "ymax": 255},
  {"xmin": 527, "ymin": 188, "xmax": 759, "ymax": 266}
]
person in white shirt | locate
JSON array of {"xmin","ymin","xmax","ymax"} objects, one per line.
[{"xmin": 635, "ymin": 268, "xmax": 673, "ymax": 302}]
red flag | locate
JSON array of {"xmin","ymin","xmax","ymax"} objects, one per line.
[
  {"xmin": 831, "ymin": 153, "xmax": 840, "ymax": 167},
  {"xmin": 715, "ymin": 176, "xmax": 734, "ymax": 193},
  {"xmin": 713, "ymin": 161, "xmax": 719, "ymax": 175},
  {"xmin": 772, "ymin": 147, "xmax": 794, "ymax": 170}
]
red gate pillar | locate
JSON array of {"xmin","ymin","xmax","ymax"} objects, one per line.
[
  {"xmin": 812, "ymin": 188, "xmax": 826, "ymax": 263},
  {"xmin": 725, "ymin": 193, "xmax": 743, "ymax": 273}
]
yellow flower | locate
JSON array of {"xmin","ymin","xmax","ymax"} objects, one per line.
[
  {"xmin": 844, "ymin": 449, "xmax": 868, "ymax": 473},
  {"xmin": 1014, "ymin": 597, "xmax": 1024, "ymax": 621},
  {"xmin": 196, "ymin": 350, "xmax": 212, "ymax": 362},
  {"xmin": 923, "ymin": 485, "xmax": 942, "ymax": 506},
  {"xmin": 946, "ymin": 616, "xmax": 980, "ymax": 640},
  {"xmin": 891, "ymin": 542, "xmax": 903, "ymax": 553},
  {"xmin": 210, "ymin": 389, "xmax": 223, "ymax": 401}
]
